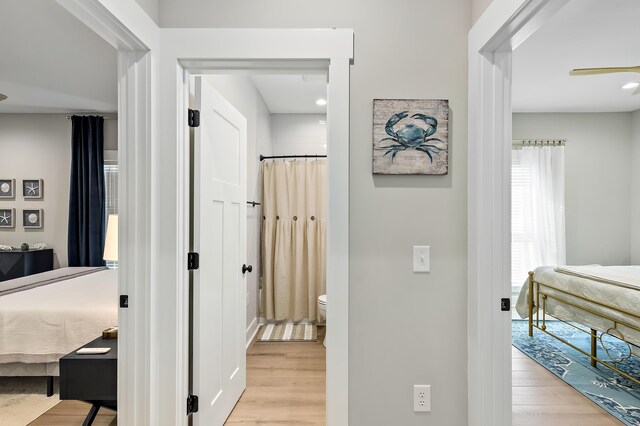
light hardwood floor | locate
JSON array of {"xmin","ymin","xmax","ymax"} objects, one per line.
[
  {"xmin": 29, "ymin": 401, "xmax": 116, "ymax": 426},
  {"xmin": 31, "ymin": 333, "xmax": 619, "ymax": 426},
  {"xmin": 29, "ymin": 327, "xmax": 326, "ymax": 426},
  {"xmin": 512, "ymin": 346, "xmax": 621, "ymax": 426},
  {"xmin": 225, "ymin": 326, "xmax": 326, "ymax": 425}
]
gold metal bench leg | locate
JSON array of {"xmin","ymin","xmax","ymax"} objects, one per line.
[
  {"xmin": 591, "ymin": 329, "xmax": 597, "ymax": 368},
  {"xmin": 528, "ymin": 272, "xmax": 534, "ymax": 337}
]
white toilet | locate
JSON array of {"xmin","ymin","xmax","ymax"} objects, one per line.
[{"xmin": 317, "ymin": 294, "xmax": 327, "ymax": 347}]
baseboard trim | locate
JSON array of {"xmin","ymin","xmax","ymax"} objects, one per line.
[{"xmin": 246, "ymin": 317, "xmax": 259, "ymax": 349}]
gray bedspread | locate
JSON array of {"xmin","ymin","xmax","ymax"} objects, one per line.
[{"xmin": 0, "ymin": 267, "xmax": 107, "ymax": 296}]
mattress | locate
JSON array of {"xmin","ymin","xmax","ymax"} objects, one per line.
[
  {"xmin": 516, "ymin": 265, "xmax": 640, "ymax": 346},
  {"xmin": 0, "ymin": 266, "xmax": 105, "ymax": 296},
  {"xmin": 0, "ymin": 268, "xmax": 117, "ymax": 365}
]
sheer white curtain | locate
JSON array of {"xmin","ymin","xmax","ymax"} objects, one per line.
[
  {"xmin": 261, "ymin": 159, "xmax": 326, "ymax": 321},
  {"xmin": 512, "ymin": 144, "xmax": 566, "ymax": 290}
]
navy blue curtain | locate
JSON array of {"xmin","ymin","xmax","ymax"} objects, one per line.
[{"xmin": 68, "ymin": 116, "xmax": 106, "ymax": 267}]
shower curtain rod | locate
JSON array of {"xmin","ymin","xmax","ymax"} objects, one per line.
[
  {"xmin": 66, "ymin": 115, "xmax": 117, "ymax": 120},
  {"xmin": 260, "ymin": 154, "xmax": 327, "ymax": 161},
  {"xmin": 512, "ymin": 139, "xmax": 566, "ymax": 146}
]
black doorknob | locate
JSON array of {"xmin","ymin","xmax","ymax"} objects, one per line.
[{"xmin": 242, "ymin": 264, "xmax": 253, "ymax": 274}]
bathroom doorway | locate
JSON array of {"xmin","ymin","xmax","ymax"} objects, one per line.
[{"xmin": 188, "ymin": 68, "xmax": 330, "ymax": 424}]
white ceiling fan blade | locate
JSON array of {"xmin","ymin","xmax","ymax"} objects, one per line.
[{"xmin": 570, "ymin": 66, "xmax": 640, "ymax": 76}]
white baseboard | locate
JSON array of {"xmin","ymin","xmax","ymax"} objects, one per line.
[{"xmin": 246, "ymin": 317, "xmax": 259, "ymax": 349}]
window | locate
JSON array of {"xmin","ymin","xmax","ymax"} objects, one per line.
[
  {"xmin": 511, "ymin": 143, "xmax": 566, "ymax": 291},
  {"xmin": 104, "ymin": 163, "xmax": 118, "ymax": 269}
]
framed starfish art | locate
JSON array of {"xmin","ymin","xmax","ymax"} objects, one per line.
[
  {"xmin": 0, "ymin": 209, "xmax": 15, "ymax": 228},
  {"xmin": 23, "ymin": 179, "xmax": 43, "ymax": 199}
]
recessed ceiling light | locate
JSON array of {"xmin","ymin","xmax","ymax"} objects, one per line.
[
  {"xmin": 0, "ymin": 93, "xmax": 7, "ymax": 102},
  {"xmin": 318, "ymin": 120, "xmax": 326, "ymax": 125},
  {"xmin": 622, "ymin": 82, "xmax": 639, "ymax": 90},
  {"xmin": 316, "ymin": 99, "xmax": 327, "ymax": 106}
]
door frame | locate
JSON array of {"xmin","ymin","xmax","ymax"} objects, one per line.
[
  {"xmin": 467, "ymin": 0, "xmax": 569, "ymax": 425},
  {"xmin": 56, "ymin": 2, "xmax": 353, "ymax": 424},
  {"xmin": 56, "ymin": 1, "xmax": 157, "ymax": 424},
  {"xmin": 171, "ymin": 37, "xmax": 353, "ymax": 426}
]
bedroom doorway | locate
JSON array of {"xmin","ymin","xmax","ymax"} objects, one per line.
[
  {"xmin": 469, "ymin": 1, "xmax": 635, "ymax": 425},
  {"xmin": 468, "ymin": 0, "xmax": 569, "ymax": 424},
  {"xmin": 0, "ymin": 2, "xmax": 126, "ymax": 425},
  {"xmin": 509, "ymin": 1, "xmax": 640, "ymax": 425}
]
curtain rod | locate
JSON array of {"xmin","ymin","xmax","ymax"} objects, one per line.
[
  {"xmin": 512, "ymin": 139, "xmax": 566, "ymax": 146},
  {"xmin": 66, "ymin": 115, "xmax": 117, "ymax": 120},
  {"xmin": 260, "ymin": 154, "xmax": 327, "ymax": 161}
]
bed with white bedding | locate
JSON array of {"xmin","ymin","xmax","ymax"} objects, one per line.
[
  {"xmin": 0, "ymin": 267, "xmax": 117, "ymax": 377},
  {"xmin": 516, "ymin": 265, "xmax": 640, "ymax": 383}
]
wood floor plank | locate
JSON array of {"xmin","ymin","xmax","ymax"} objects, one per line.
[
  {"xmin": 29, "ymin": 401, "xmax": 116, "ymax": 426},
  {"xmin": 512, "ymin": 346, "xmax": 621, "ymax": 426},
  {"xmin": 225, "ymin": 327, "xmax": 326, "ymax": 425}
]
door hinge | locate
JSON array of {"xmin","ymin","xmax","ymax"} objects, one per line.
[
  {"xmin": 186, "ymin": 394, "xmax": 199, "ymax": 414},
  {"xmin": 120, "ymin": 295, "xmax": 129, "ymax": 308},
  {"xmin": 501, "ymin": 297, "xmax": 511, "ymax": 312},
  {"xmin": 188, "ymin": 252, "xmax": 199, "ymax": 270},
  {"xmin": 188, "ymin": 109, "xmax": 200, "ymax": 128}
]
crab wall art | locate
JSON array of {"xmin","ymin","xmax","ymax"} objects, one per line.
[{"xmin": 372, "ymin": 99, "xmax": 449, "ymax": 175}]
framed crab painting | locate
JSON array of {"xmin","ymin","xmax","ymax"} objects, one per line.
[{"xmin": 372, "ymin": 99, "xmax": 449, "ymax": 175}]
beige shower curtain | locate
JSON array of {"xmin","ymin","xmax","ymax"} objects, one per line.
[{"xmin": 261, "ymin": 159, "xmax": 326, "ymax": 321}]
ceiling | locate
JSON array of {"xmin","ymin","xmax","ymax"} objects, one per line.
[
  {"xmin": 250, "ymin": 75, "xmax": 327, "ymax": 114},
  {"xmin": 512, "ymin": 0, "xmax": 640, "ymax": 113},
  {"xmin": 0, "ymin": 1, "xmax": 117, "ymax": 113}
]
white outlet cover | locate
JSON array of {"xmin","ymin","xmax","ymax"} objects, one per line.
[
  {"xmin": 413, "ymin": 384, "xmax": 431, "ymax": 412},
  {"xmin": 413, "ymin": 246, "xmax": 430, "ymax": 273}
]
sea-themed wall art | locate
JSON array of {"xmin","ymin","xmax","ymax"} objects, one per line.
[
  {"xmin": 23, "ymin": 209, "xmax": 43, "ymax": 229},
  {"xmin": 0, "ymin": 209, "xmax": 15, "ymax": 228},
  {"xmin": 372, "ymin": 99, "xmax": 449, "ymax": 175},
  {"xmin": 22, "ymin": 179, "xmax": 43, "ymax": 199},
  {"xmin": 0, "ymin": 179, "xmax": 15, "ymax": 199}
]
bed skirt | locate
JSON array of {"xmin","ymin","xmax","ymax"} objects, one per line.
[{"xmin": 0, "ymin": 362, "xmax": 59, "ymax": 376}]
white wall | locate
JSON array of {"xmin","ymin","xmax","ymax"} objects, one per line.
[
  {"xmin": 0, "ymin": 114, "xmax": 117, "ymax": 268},
  {"xmin": 632, "ymin": 110, "xmax": 640, "ymax": 264},
  {"xmin": 271, "ymin": 114, "xmax": 327, "ymax": 156},
  {"xmin": 163, "ymin": 2, "xmax": 471, "ymax": 424},
  {"xmin": 203, "ymin": 75, "xmax": 273, "ymax": 343},
  {"xmin": 513, "ymin": 112, "xmax": 633, "ymax": 265},
  {"xmin": 472, "ymin": 0, "xmax": 493, "ymax": 24},
  {"xmin": 134, "ymin": 0, "xmax": 159, "ymax": 24}
]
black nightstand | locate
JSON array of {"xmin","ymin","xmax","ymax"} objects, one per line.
[
  {"xmin": 60, "ymin": 336, "xmax": 117, "ymax": 426},
  {"xmin": 0, "ymin": 248, "xmax": 53, "ymax": 281}
]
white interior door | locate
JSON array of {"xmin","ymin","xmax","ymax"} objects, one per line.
[{"xmin": 192, "ymin": 76, "xmax": 247, "ymax": 426}]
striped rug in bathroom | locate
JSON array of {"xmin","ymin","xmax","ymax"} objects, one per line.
[{"xmin": 256, "ymin": 323, "xmax": 317, "ymax": 342}]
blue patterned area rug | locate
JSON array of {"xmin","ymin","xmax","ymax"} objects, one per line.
[{"xmin": 513, "ymin": 320, "xmax": 640, "ymax": 425}]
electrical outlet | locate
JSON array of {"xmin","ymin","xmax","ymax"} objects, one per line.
[{"xmin": 413, "ymin": 385, "xmax": 431, "ymax": 412}]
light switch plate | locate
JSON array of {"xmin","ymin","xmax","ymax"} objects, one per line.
[{"xmin": 413, "ymin": 246, "xmax": 430, "ymax": 272}]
